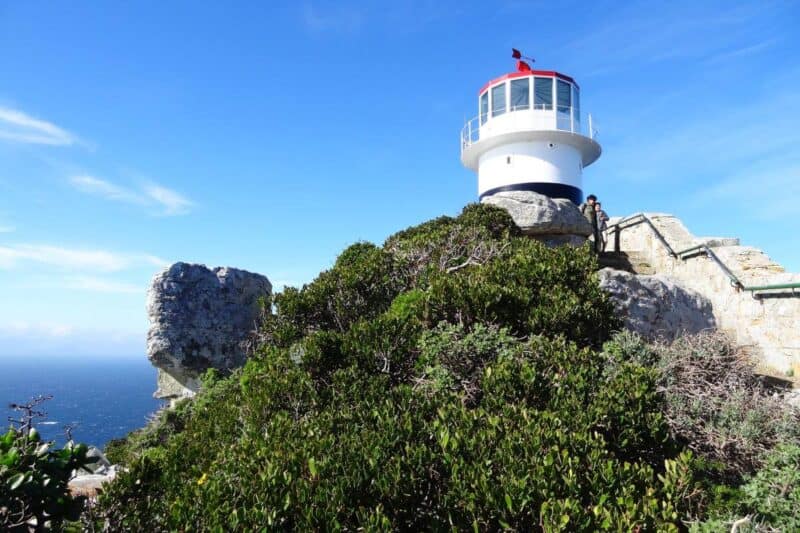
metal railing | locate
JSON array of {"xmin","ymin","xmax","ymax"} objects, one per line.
[
  {"xmin": 605, "ymin": 213, "xmax": 800, "ymax": 296},
  {"xmin": 461, "ymin": 107, "xmax": 597, "ymax": 151}
]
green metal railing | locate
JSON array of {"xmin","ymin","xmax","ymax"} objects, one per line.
[{"xmin": 605, "ymin": 213, "xmax": 800, "ymax": 296}]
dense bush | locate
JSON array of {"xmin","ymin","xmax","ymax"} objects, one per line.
[
  {"xmin": 604, "ymin": 330, "xmax": 800, "ymax": 529},
  {"xmin": 1, "ymin": 397, "xmax": 95, "ymax": 531},
  {"xmin": 96, "ymin": 203, "xmax": 795, "ymax": 530},
  {"xmin": 604, "ymin": 330, "xmax": 800, "ymax": 476}
]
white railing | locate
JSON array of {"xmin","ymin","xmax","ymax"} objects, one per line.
[{"xmin": 461, "ymin": 107, "xmax": 598, "ymax": 151}]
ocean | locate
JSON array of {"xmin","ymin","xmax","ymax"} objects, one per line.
[{"xmin": 1, "ymin": 356, "xmax": 165, "ymax": 449}]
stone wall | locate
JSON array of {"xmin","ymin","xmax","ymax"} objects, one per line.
[{"xmin": 605, "ymin": 214, "xmax": 800, "ymax": 374}]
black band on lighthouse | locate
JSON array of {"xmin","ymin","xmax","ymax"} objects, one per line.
[{"xmin": 480, "ymin": 183, "xmax": 583, "ymax": 205}]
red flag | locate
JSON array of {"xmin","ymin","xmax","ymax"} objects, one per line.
[
  {"xmin": 517, "ymin": 60, "xmax": 531, "ymax": 72},
  {"xmin": 511, "ymin": 48, "xmax": 522, "ymax": 59}
]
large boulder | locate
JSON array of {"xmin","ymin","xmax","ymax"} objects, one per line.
[
  {"xmin": 598, "ymin": 268, "xmax": 716, "ymax": 341},
  {"xmin": 147, "ymin": 262, "xmax": 272, "ymax": 401},
  {"xmin": 481, "ymin": 190, "xmax": 592, "ymax": 244}
]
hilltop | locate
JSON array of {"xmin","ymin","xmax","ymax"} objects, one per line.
[{"xmin": 88, "ymin": 204, "xmax": 800, "ymax": 531}]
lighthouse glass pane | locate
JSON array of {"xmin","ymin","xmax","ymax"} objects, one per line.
[
  {"xmin": 491, "ymin": 83, "xmax": 506, "ymax": 117},
  {"xmin": 557, "ymin": 80, "xmax": 571, "ymax": 113},
  {"xmin": 572, "ymin": 85, "xmax": 580, "ymax": 124},
  {"xmin": 480, "ymin": 91, "xmax": 488, "ymax": 124},
  {"xmin": 510, "ymin": 78, "xmax": 529, "ymax": 111},
  {"xmin": 534, "ymin": 77, "xmax": 552, "ymax": 110}
]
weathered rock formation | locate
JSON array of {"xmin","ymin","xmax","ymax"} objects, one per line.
[
  {"xmin": 147, "ymin": 262, "xmax": 271, "ymax": 401},
  {"xmin": 598, "ymin": 268, "xmax": 716, "ymax": 342},
  {"xmin": 481, "ymin": 190, "xmax": 591, "ymax": 246}
]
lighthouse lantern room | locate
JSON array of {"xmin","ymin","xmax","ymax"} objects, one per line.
[{"xmin": 460, "ymin": 51, "xmax": 601, "ymax": 204}]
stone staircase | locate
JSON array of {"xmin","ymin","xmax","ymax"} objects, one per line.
[
  {"xmin": 604, "ymin": 213, "xmax": 800, "ymax": 374},
  {"xmin": 598, "ymin": 251, "xmax": 654, "ymax": 275}
]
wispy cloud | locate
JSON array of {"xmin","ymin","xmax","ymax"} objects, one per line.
[
  {"xmin": 0, "ymin": 225, "xmax": 14, "ymax": 233},
  {"xmin": 0, "ymin": 106, "xmax": 77, "ymax": 146},
  {"xmin": 693, "ymin": 162, "xmax": 800, "ymax": 220},
  {"xmin": 0, "ymin": 243, "xmax": 167, "ymax": 272},
  {"xmin": 70, "ymin": 175, "xmax": 143, "ymax": 204},
  {"xmin": 563, "ymin": 1, "xmax": 783, "ymax": 76},
  {"xmin": 142, "ymin": 183, "xmax": 193, "ymax": 215},
  {"xmin": 62, "ymin": 275, "xmax": 143, "ymax": 294},
  {"xmin": 608, "ymin": 81, "xmax": 800, "ymax": 185},
  {"xmin": 705, "ymin": 38, "xmax": 778, "ymax": 65},
  {"xmin": 302, "ymin": 2, "xmax": 364, "ymax": 33},
  {"xmin": 70, "ymin": 174, "xmax": 194, "ymax": 216}
]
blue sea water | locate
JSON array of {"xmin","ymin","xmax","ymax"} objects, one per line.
[{"xmin": 0, "ymin": 356, "xmax": 165, "ymax": 449}]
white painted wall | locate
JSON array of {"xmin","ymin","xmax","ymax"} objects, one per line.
[{"xmin": 477, "ymin": 141, "xmax": 583, "ymax": 196}]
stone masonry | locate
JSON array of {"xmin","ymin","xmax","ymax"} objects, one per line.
[{"xmin": 605, "ymin": 214, "xmax": 800, "ymax": 374}]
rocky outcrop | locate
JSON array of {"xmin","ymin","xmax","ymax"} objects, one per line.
[
  {"xmin": 481, "ymin": 190, "xmax": 591, "ymax": 245},
  {"xmin": 147, "ymin": 262, "xmax": 271, "ymax": 401},
  {"xmin": 598, "ymin": 268, "xmax": 716, "ymax": 342}
]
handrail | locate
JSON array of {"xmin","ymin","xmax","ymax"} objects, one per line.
[
  {"xmin": 460, "ymin": 106, "xmax": 595, "ymax": 152},
  {"xmin": 605, "ymin": 213, "xmax": 800, "ymax": 295}
]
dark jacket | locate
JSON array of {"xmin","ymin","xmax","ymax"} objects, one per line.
[{"xmin": 580, "ymin": 202, "xmax": 597, "ymax": 229}]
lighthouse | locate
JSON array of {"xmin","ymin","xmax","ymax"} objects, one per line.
[{"xmin": 460, "ymin": 54, "xmax": 601, "ymax": 204}]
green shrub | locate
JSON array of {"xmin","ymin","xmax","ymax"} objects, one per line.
[
  {"xmin": 693, "ymin": 444, "xmax": 800, "ymax": 531},
  {"xmin": 97, "ymin": 204, "xmax": 755, "ymax": 530},
  {"xmin": 602, "ymin": 330, "xmax": 800, "ymax": 476},
  {"xmin": 1, "ymin": 397, "xmax": 95, "ymax": 531}
]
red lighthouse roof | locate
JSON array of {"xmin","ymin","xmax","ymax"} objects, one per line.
[{"xmin": 478, "ymin": 70, "xmax": 578, "ymax": 95}]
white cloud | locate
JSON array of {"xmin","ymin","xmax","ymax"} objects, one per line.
[
  {"xmin": 142, "ymin": 183, "xmax": 193, "ymax": 216},
  {"xmin": 0, "ymin": 106, "xmax": 77, "ymax": 146},
  {"xmin": 0, "ymin": 244, "xmax": 167, "ymax": 272},
  {"xmin": 0, "ymin": 225, "xmax": 14, "ymax": 233},
  {"xmin": 70, "ymin": 175, "xmax": 143, "ymax": 204},
  {"xmin": 69, "ymin": 174, "xmax": 194, "ymax": 216}
]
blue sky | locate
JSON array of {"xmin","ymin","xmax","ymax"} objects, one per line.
[{"xmin": 1, "ymin": 0, "xmax": 798, "ymax": 357}]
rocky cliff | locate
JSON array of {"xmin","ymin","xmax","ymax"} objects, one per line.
[{"xmin": 146, "ymin": 262, "xmax": 272, "ymax": 401}]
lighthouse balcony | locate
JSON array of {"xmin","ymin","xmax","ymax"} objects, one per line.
[
  {"xmin": 459, "ymin": 106, "xmax": 602, "ymax": 172},
  {"xmin": 460, "ymin": 106, "xmax": 597, "ymax": 152}
]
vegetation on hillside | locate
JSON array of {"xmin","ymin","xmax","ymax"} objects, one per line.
[
  {"xmin": 1, "ymin": 396, "xmax": 95, "ymax": 531},
  {"xmin": 82, "ymin": 204, "xmax": 800, "ymax": 530}
]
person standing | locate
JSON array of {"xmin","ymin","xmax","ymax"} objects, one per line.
[
  {"xmin": 580, "ymin": 194, "xmax": 599, "ymax": 253},
  {"xmin": 595, "ymin": 202, "xmax": 609, "ymax": 252}
]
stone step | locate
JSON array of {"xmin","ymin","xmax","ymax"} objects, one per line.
[{"xmin": 598, "ymin": 251, "xmax": 654, "ymax": 275}]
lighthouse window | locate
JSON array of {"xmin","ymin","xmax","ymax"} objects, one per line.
[
  {"xmin": 491, "ymin": 83, "xmax": 506, "ymax": 117},
  {"xmin": 557, "ymin": 80, "xmax": 571, "ymax": 114},
  {"xmin": 510, "ymin": 78, "xmax": 529, "ymax": 111},
  {"xmin": 534, "ymin": 77, "xmax": 552, "ymax": 110},
  {"xmin": 572, "ymin": 85, "xmax": 580, "ymax": 122},
  {"xmin": 480, "ymin": 91, "xmax": 488, "ymax": 124}
]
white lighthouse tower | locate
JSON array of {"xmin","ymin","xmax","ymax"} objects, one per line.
[{"xmin": 460, "ymin": 54, "xmax": 601, "ymax": 204}]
